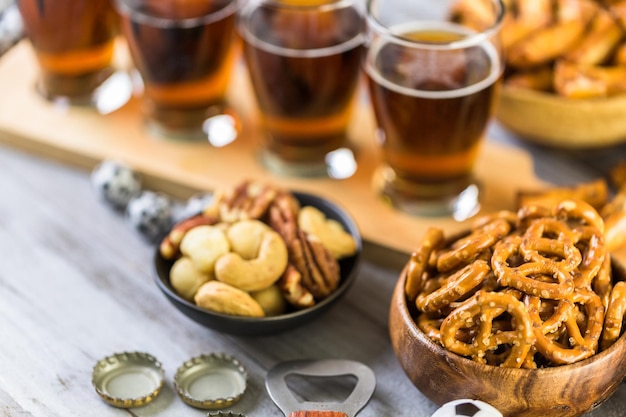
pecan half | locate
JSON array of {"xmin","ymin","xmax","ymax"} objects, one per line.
[
  {"xmin": 268, "ymin": 191, "xmax": 301, "ymax": 243},
  {"xmin": 278, "ymin": 264, "xmax": 315, "ymax": 309},
  {"xmin": 209, "ymin": 180, "xmax": 279, "ymax": 223},
  {"xmin": 289, "ymin": 230, "xmax": 340, "ymax": 300}
]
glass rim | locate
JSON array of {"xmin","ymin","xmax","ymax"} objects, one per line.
[
  {"xmin": 365, "ymin": 0, "xmax": 505, "ymax": 50},
  {"xmin": 237, "ymin": 0, "xmax": 365, "ymax": 56},
  {"xmin": 114, "ymin": 0, "xmax": 239, "ymax": 28},
  {"xmin": 250, "ymin": 0, "xmax": 360, "ymax": 12}
]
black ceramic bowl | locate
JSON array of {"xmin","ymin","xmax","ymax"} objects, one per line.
[{"xmin": 154, "ymin": 191, "xmax": 362, "ymax": 336}]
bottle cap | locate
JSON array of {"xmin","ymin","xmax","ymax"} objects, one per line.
[
  {"xmin": 92, "ymin": 351, "xmax": 164, "ymax": 408},
  {"xmin": 174, "ymin": 353, "xmax": 247, "ymax": 409}
]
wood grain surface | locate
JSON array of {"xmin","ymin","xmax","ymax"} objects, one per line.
[{"xmin": 0, "ymin": 41, "xmax": 546, "ymax": 257}]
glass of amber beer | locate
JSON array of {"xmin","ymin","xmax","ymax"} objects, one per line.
[
  {"xmin": 115, "ymin": 0, "xmax": 240, "ymax": 143},
  {"xmin": 238, "ymin": 0, "xmax": 365, "ymax": 177},
  {"xmin": 365, "ymin": 0, "xmax": 504, "ymax": 219},
  {"xmin": 17, "ymin": 0, "xmax": 130, "ymax": 112}
]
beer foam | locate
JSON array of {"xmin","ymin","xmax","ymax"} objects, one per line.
[
  {"xmin": 239, "ymin": 9, "xmax": 364, "ymax": 58},
  {"xmin": 365, "ymin": 22, "xmax": 502, "ymax": 100}
]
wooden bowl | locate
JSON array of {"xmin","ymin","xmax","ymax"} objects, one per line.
[
  {"xmin": 389, "ymin": 259, "xmax": 626, "ymax": 417},
  {"xmin": 496, "ymin": 86, "xmax": 626, "ymax": 149}
]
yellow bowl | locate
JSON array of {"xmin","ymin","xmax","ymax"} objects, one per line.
[
  {"xmin": 496, "ymin": 86, "xmax": 626, "ymax": 148},
  {"xmin": 389, "ymin": 259, "xmax": 626, "ymax": 417}
]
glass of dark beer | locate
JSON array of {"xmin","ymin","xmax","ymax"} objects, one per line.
[
  {"xmin": 365, "ymin": 0, "xmax": 504, "ymax": 219},
  {"xmin": 238, "ymin": 0, "xmax": 365, "ymax": 178},
  {"xmin": 17, "ymin": 0, "xmax": 131, "ymax": 113},
  {"xmin": 115, "ymin": 0, "xmax": 240, "ymax": 144}
]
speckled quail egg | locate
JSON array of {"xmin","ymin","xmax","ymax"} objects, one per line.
[
  {"xmin": 125, "ymin": 191, "xmax": 174, "ymax": 242},
  {"xmin": 91, "ymin": 160, "xmax": 141, "ymax": 209}
]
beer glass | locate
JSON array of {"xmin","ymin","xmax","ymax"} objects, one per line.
[
  {"xmin": 238, "ymin": 0, "xmax": 365, "ymax": 177},
  {"xmin": 365, "ymin": 0, "xmax": 504, "ymax": 219},
  {"xmin": 115, "ymin": 0, "xmax": 240, "ymax": 143},
  {"xmin": 17, "ymin": 0, "xmax": 131, "ymax": 112}
]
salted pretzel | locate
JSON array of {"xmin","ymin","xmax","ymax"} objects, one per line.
[
  {"xmin": 416, "ymin": 260, "xmax": 491, "ymax": 313},
  {"xmin": 555, "ymin": 199, "xmax": 606, "ymax": 234},
  {"xmin": 601, "ymin": 281, "xmax": 626, "ymax": 349},
  {"xmin": 406, "ymin": 198, "xmax": 622, "ymax": 368},
  {"xmin": 492, "ymin": 235, "xmax": 575, "ymax": 299},
  {"xmin": 526, "ymin": 288, "xmax": 604, "ymax": 364},
  {"xmin": 593, "ymin": 256, "xmax": 613, "ymax": 308},
  {"xmin": 417, "ymin": 314, "xmax": 444, "ymax": 344},
  {"xmin": 440, "ymin": 290, "xmax": 535, "ymax": 368},
  {"xmin": 571, "ymin": 225, "xmax": 606, "ymax": 288},
  {"xmin": 602, "ymin": 185, "xmax": 626, "ymax": 253},
  {"xmin": 520, "ymin": 218, "xmax": 583, "ymax": 272},
  {"xmin": 405, "ymin": 227, "xmax": 445, "ymax": 301},
  {"xmin": 436, "ymin": 217, "xmax": 511, "ymax": 272}
]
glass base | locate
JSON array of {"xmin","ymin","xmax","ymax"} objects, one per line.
[
  {"xmin": 374, "ymin": 166, "xmax": 481, "ymax": 221},
  {"xmin": 145, "ymin": 104, "xmax": 239, "ymax": 146},
  {"xmin": 260, "ymin": 145, "xmax": 357, "ymax": 179},
  {"xmin": 36, "ymin": 69, "xmax": 133, "ymax": 115}
]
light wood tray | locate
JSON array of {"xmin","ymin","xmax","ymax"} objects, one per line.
[{"xmin": 4, "ymin": 41, "xmax": 622, "ymax": 262}]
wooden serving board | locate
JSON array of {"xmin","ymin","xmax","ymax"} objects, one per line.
[{"xmin": 3, "ymin": 41, "xmax": 623, "ymax": 262}]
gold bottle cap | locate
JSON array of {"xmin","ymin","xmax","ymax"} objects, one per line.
[
  {"xmin": 174, "ymin": 353, "xmax": 247, "ymax": 410},
  {"xmin": 92, "ymin": 351, "xmax": 164, "ymax": 408}
]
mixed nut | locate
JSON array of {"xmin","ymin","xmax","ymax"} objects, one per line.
[{"xmin": 159, "ymin": 180, "xmax": 358, "ymax": 317}]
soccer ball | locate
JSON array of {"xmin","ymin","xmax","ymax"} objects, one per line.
[{"xmin": 431, "ymin": 399, "xmax": 503, "ymax": 417}]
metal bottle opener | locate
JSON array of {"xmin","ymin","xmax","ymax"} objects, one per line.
[{"xmin": 265, "ymin": 359, "xmax": 376, "ymax": 417}]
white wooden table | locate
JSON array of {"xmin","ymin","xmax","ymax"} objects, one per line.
[{"xmin": 1, "ymin": 114, "xmax": 626, "ymax": 417}]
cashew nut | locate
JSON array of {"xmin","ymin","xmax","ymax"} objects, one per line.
[
  {"xmin": 194, "ymin": 281, "xmax": 265, "ymax": 317},
  {"xmin": 180, "ymin": 225, "xmax": 230, "ymax": 274},
  {"xmin": 215, "ymin": 220, "xmax": 288, "ymax": 292},
  {"xmin": 170, "ymin": 256, "xmax": 213, "ymax": 301},
  {"xmin": 298, "ymin": 206, "xmax": 357, "ymax": 259}
]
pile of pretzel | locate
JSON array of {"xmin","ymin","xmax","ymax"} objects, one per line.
[
  {"xmin": 159, "ymin": 180, "xmax": 357, "ymax": 317},
  {"xmin": 406, "ymin": 198, "xmax": 625, "ymax": 368},
  {"xmin": 452, "ymin": 0, "xmax": 626, "ymax": 98}
]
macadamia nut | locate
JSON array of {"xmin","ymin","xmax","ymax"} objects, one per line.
[
  {"xmin": 170, "ymin": 256, "xmax": 212, "ymax": 301},
  {"xmin": 251, "ymin": 285, "xmax": 287, "ymax": 316},
  {"xmin": 180, "ymin": 225, "xmax": 230, "ymax": 274}
]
